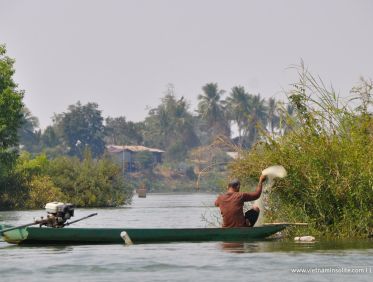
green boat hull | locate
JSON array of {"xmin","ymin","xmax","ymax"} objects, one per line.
[{"xmin": 0, "ymin": 224, "xmax": 287, "ymax": 245}]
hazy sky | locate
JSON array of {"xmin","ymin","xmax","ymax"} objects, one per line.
[{"xmin": 1, "ymin": 0, "xmax": 372, "ymax": 128}]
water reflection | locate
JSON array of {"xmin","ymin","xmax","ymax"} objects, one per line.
[
  {"xmin": 220, "ymin": 239, "xmax": 373, "ymax": 253},
  {"xmin": 220, "ymin": 242, "xmax": 259, "ymax": 253},
  {"xmin": 1, "ymin": 244, "xmax": 76, "ymax": 253}
]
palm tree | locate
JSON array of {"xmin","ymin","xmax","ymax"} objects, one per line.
[
  {"xmin": 197, "ymin": 83, "xmax": 230, "ymax": 138},
  {"xmin": 224, "ymin": 86, "xmax": 252, "ymax": 147},
  {"xmin": 245, "ymin": 94, "xmax": 268, "ymax": 145}
]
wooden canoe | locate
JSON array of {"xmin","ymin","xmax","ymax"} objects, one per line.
[{"xmin": 0, "ymin": 223, "xmax": 289, "ymax": 245}]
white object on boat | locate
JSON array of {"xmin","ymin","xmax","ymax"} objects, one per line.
[
  {"xmin": 294, "ymin": 236, "xmax": 316, "ymax": 242},
  {"xmin": 45, "ymin": 202, "xmax": 65, "ymax": 213},
  {"xmin": 120, "ymin": 231, "xmax": 133, "ymax": 245}
]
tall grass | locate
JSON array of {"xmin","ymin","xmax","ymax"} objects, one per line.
[{"xmin": 230, "ymin": 65, "xmax": 373, "ymax": 238}]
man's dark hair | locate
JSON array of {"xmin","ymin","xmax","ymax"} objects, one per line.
[{"xmin": 228, "ymin": 179, "xmax": 240, "ymax": 189}]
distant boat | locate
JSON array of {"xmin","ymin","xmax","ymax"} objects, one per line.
[
  {"xmin": 0, "ymin": 223, "xmax": 292, "ymax": 245},
  {"xmin": 136, "ymin": 185, "xmax": 147, "ymax": 198}
]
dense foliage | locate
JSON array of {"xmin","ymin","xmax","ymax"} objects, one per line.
[
  {"xmin": 54, "ymin": 102, "xmax": 106, "ymax": 158},
  {"xmin": 105, "ymin": 116, "xmax": 144, "ymax": 145},
  {"xmin": 46, "ymin": 150, "xmax": 132, "ymax": 207},
  {"xmin": 230, "ymin": 69, "xmax": 373, "ymax": 238},
  {"xmin": 0, "ymin": 151, "xmax": 132, "ymax": 210},
  {"xmin": 0, "ymin": 44, "xmax": 24, "ymax": 209},
  {"xmin": 143, "ymin": 87, "xmax": 200, "ymax": 161}
]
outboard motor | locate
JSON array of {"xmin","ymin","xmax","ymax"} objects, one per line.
[
  {"xmin": 0, "ymin": 203, "xmax": 97, "ymax": 235},
  {"xmin": 43, "ymin": 202, "xmax": 75, "ymax": 227}
]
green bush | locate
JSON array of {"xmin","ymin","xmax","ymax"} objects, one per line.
[
  {"xmin": 230, "ymin": 70, "xmax": 373, "ymax": 238},
  {"xmin": 1, "ymin": 150, "xmax": 132, "ymax": 210},
  {"xmin": 46, "ymin": 151, "xmax": 133, "ymax": 207},
  {"xmin": 25, "ymin": 175, "xmax": 65, "ymax": 209}
]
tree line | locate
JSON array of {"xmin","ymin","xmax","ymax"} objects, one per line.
[{"xmin": 20, "ymin": 84, "xmax": 292, "ymax": 162}]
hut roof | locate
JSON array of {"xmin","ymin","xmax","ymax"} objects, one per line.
[{"xmin": 107, "ymin": 145, "xmax": 165, "ymax": 154}]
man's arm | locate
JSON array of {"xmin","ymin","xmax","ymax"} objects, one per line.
[{"xmin": 242, "ymin": 175, "xmax": 266, "ymax": 201}]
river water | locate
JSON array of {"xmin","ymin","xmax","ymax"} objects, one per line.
[{"xmin": 0, "ymin": 193, "xmax": 372, "ymax": 282}]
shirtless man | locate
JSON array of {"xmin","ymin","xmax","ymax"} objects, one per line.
[{"xmin": 215, "ymin": 175, "xmax": 266, "ymax": 228}]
